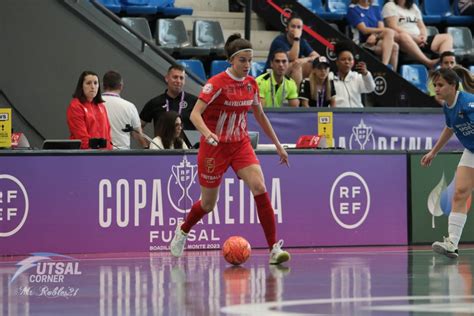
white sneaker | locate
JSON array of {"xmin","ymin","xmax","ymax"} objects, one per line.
[
  {"xmin": 269, "ymin": 240, "xmax": 291, "ymax": 265},
  {"xmin": 432, "ymin": 237, "xmax": 459, "ymax": 259},
  {"xmin": 170, "ymin": 224, "xmax": 187, "ymax": 257}
]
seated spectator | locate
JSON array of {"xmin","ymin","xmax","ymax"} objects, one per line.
[
  {"xmin": 149, "ymin": 111, "xmax": 188, "ymax": 150},
  {"xmin": 427, "ymin": 52, "xmax": 464, "ymax": 97},
  {"xmin": 140, "ymin": 64, "xmax": 197, "ymax": 137},
  {"xmin": 299, "ymin": 56, "xmax": 336, "ymax": 107},
  {"xmin": 347, "ymin": 0, "xmax": 399, "ymax": 70},
  {"xmin": 382, "ymin": 0, "xmax": 453, "ymax": 69},
  {"xmin": 67, "ymin": 70, "xmax": 112, "ymax": 149},
  {"xmin": 265, "ymin": 13, "xmax": 319, "ymax": 87},
  {"xmin": 256, "ymin": 49, "xmax": 299, "ymax": 108},
  {"xmin": 330, "ymin": 41, "xmax": 376, "ymax": 107},
  {"xmin": 102, "ymin": 70, "xmax": 147, "ymax": 149}
]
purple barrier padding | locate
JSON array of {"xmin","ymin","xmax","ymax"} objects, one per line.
[
  {"xmin": 248, "ymin": 111, "xmax": 462, "ymax": 151},
  {"xmin": 0, "ymin": 153, "xmax": 407, "ymax": 255}
]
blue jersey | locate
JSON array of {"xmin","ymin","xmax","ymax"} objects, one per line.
[
  {"xmin": 443, "ymin": 91, "xmax": 474, "ymax": 152},
  {"xmin": 347, "ymin": 4, "xmax": 382, "ymax": 44}
]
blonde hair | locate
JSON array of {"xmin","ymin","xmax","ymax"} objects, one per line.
[{"xmin": 309, "ymin": 70, "xmax": 332, "ymax": 103}]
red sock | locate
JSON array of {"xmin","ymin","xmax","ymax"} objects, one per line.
[
  {"xmin": 254, "ymin": 192, "xmax": 276, "ymax": 249},
  {"xmin": 181, "ymin": 200, "xmax": 207, "ymax": 233}
]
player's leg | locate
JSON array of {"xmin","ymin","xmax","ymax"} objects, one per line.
[
  {"xmin": 235, "ymin": 158, "xmax": 290, "ymax": 265},
  {"xmin": 170, "ymin": 142, "xmax": 226, "ymax": 257},
  {"xmin": 433, "ymin": 150, "xmax": 474, "ymax": 258}
]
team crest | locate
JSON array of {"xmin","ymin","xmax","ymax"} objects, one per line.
[
  {"xmin": 203, "ymin": 83, "xmax": 213, "ymax": 94},
  {"xmin": 205, "ymin": 158, "xmax": 216, "ymax": 173},
  {"xmin": 246, "ymin": 83, "xmax": 252, "ymax": 92}
]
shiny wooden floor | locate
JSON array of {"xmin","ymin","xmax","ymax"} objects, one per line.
[{"xmin": 2, "ymin": 245, "xmax": 474, "ymax": 315}]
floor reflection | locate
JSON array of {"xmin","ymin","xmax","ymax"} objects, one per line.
[{"xmin": 1, "ymin": 246, "xmax": 473, "ymax": 315}]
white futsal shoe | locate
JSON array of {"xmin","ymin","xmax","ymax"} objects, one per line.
[
  {"xmin": 432, "ymin": 237, "xmax": 459, "ymax": 259},
  {"xmin": 170, "ymin": 224, "xmax": 188, "ymax": 257},
  {"xmin": 269, "ymin": 239, "xmax": 291, "ymax": 265}
]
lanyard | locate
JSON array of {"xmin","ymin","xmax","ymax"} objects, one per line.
[
  {"xmin": 316, "ymin": 86, "xmax": 326, "ymax": 108},
  {"xmin": 163, "ymin": 91, "xmax": 185, "ymax": 114}
]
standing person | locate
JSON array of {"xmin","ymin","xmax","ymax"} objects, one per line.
[
  {"xmin": 256, "ymin": 49, "xmax": 299, "ymax": 108},
  {"xmin": 149, "ymin": 111, "xmax": 188, "ymax": 150},
  {"xmin": 102, "ymin": 70, "xmax": 147, "ymax": 149},
  {"xmin": 265, "ymin": 13, "xmax": 319, "ymax": 87},
  {"xmin": 421, "ymin": 68, "xmax": 474, "ymax": 258},
  {"xmin": 299, "ymin": 56, "xmax": 336, "ymax": 107},
  {"xmin": 347, "ymin": 0, "xmax": 399, "ymax": 70},
  {"xmin": 331, "ymin": 41, "xmax": 376, "ymax": 108},
  {"xmin": 140, "ymin": 64, "xmax": 197, "ymax": 136},
  {"xmin": 382, "ymin": 0, "xmax": 453, "ymax": 68},
  {"xmin": 170, "ymin": 33, "xmax": 291, "ymax": 265},
  {"xmin": 67, "ymin": 70, "xmax": 112, "ymax": 150}
]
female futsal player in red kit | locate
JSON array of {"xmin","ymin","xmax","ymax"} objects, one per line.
[{"xmin": 170, "ymin": 33, "xmax": 291, "ymax": 265}]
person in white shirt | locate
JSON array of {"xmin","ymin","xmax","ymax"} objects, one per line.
[
  {"xmin": 382, "ymin": 0, "xmax": 453, "ymax": 68},
  {"xmin": 331, "ymin": 41, "xmax": 376, "ymax": 108},
  {"xmin": 102, "ymin": 71, "xmax": 147, "ymax": 149},
  {"xmin": 149, "ymin": 111, "xmax": 188, "ymax": 150}
]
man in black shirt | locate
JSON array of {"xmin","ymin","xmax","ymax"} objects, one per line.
[{"xmin": 140, "ymin": 64, "xmax": 197, "ymax": 136}]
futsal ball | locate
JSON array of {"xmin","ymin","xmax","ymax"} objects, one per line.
[{"xmin": 222, "ymin": 236, "xmax": 251, "ymax": 265}]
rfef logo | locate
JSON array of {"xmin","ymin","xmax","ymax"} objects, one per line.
[
  {"xmin": 0, "ymin": 174, "xmax": 29, "ymax": 237},
  {"xmin": 330, "ymin": 172, "xmax": 371, "ymax": 229}
]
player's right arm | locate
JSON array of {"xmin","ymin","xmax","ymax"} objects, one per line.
[
  {"xmin": 421, "ymin": 127, "xmax": 453, "ymax": 167},
  {"xmin": 190, "ymin": 99, "xmax": 219, "ymax": 145}
]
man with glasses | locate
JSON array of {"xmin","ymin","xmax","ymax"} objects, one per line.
[
  {"xmin": 264, "ymin": 13, "xmax": 319, "ymax": 87},
  {"xmin": 257, "ymin": 49, "xmax": 299, "ymax": 107}
]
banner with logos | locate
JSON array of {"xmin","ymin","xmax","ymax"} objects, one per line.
[
  {"xmin": 249, "ymin": 111, "xmax": 463, "ymax": 151},
  {"xmin": 0, "ymin": 153, "xmax": 407, "ymax": 255},
  {"xmin": 409, "ymin": 153, "xmax": 474, "ymax": 244}
]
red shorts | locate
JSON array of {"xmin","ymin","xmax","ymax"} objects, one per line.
[{"xmin": 198, "ymin": 137, "xmax": 260, "ymax": 188}]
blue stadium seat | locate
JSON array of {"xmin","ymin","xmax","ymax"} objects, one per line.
[
  {"xmin": 470, "ymin": 66, "xmax": 474, "ymax": 73},
  {"xmin": 447, "ymin": 0, "xmax": 474, "ymax": 26},
  {"xmin": 298, "ymin": 0, "xmax": 347, "ymax": 21},
  {"xmin": 157, "ymin": 0, "xmax": 193, "ymax": 16},
  {"xmin": 400, "ymin": 64, "xmax": 429, "ymax": 93},
  {"xmin": 177, "ymin": 59, "xmax": 207, "ymax": 81},
  {"xmin": 251, "ymin": 62, "xmax": 267, "ymax": 77},
  {"xmin": 122, "ymin": 0, "xmax": 157, "ymax": 14},
  {"xmin": 210, "ymin": 60, "xmax": 231, "ymax": 77},
  {"xmin": 96, "ymin": 0, "xmax": 121, "ymax": 13},
  {"xmin": 421, "ymin": 0, "xmax": 448, "ymax": 24},
  {"xmin": 326, "ymin": 0, "xmax": 350, "ymax": 21}
]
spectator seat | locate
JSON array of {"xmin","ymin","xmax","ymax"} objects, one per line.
[
  {"xmin": 193, "ymin": 20, "xmax": 226, "ymax": 57},
  {"xmin": 177, "ymin": 59, "xmax": 207, "ymax": 81},
  {"xmin": 156, "ymin": 19, "xmax": 210, "ymax": 56},
  {"xmin": 400, "ymin": 64, "xmax": 429, "ymax": 93}
]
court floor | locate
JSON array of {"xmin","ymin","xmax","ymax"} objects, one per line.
[{"xmin": 1, "ymin": 245, "xmax": 474, "ymax": 315}]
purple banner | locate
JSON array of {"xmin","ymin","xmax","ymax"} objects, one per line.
[
  {"xmin": 249, "ymin": 111, "xmax": 463, "ymax": 151},
  {"xmin": 0, "ymin": 153, "xmax": 407, "ymax": 255}
]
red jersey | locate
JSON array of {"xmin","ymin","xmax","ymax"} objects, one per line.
[
  {"xmin": 67, "ymin": 98, "xmax": 112, "ymax": 149},
  {"xmin": 198, "ymin": 70, "xmax": 259, "ymax": 143}
]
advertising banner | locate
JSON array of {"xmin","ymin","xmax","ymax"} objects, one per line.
[
  {"xmin": 249, "ymin": 112, "xmax": 462, "ymax": 151},
  {"xmin": 0, "ymin": 108, "xmax": 11, "ymax": 148},
  {"xmin": 410, "ymin": 153, "xmax": 474, "ymax": 244},
  {"xmin": 0, "ymin": 153, "xmax": 407, "ymax": 255}
]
